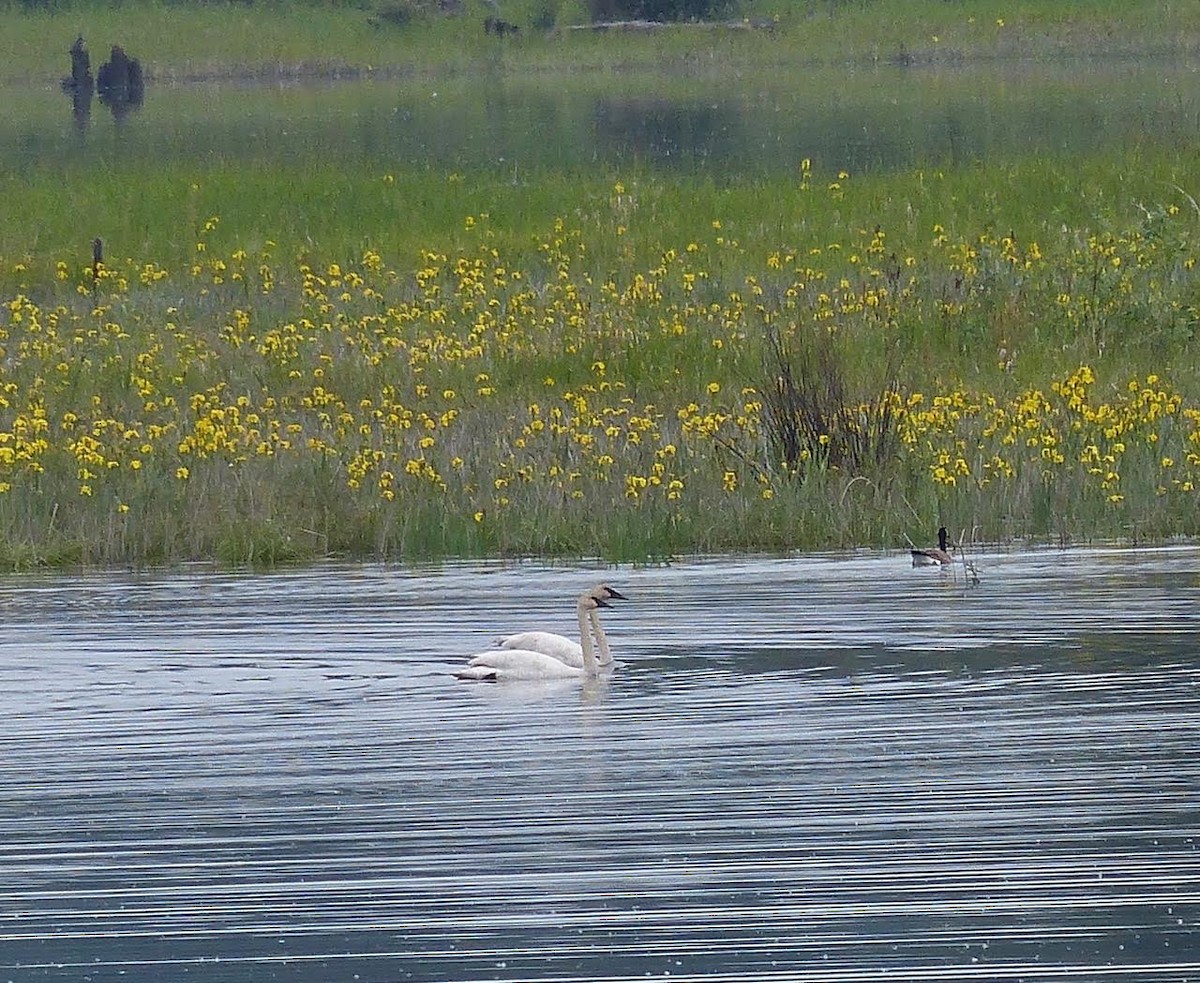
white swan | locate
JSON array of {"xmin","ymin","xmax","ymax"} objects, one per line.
[
  {"xmin": 499, "ymin": 583, "xmax": 625, "ymax": 667},
  {"xmin": 454, "ymin": 590, "xmax": 610, "ymax": 682}
]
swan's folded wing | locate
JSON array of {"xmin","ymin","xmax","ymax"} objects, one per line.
[
  {"xmin": 456, "ymin": 648, "xmax": 585, "ymax": 681},
  {"xmin": 500, "ymin": 630, "xmax": 584, "ymax": 666}
]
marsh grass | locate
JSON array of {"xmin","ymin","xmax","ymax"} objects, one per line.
[
  {"xmin": 7, "ymin": 146, "xmax": 1194, "ymax": 304},
  {"xmin": 1, "ymin": 148, "xmax": 1198, "ymax": 569},
  {"xmin": 762, "ymin": 324, "xmax": 902, "ymax": 476},
  {"xmin": 3, "ymin": 1, "xmax": 1200, "ymax": 565},
  {"xmin": 4, "ymin": 0, "xmax": 1199, "ymax": 86}
]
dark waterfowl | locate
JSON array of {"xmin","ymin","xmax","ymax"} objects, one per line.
[{"xmin": 912, "ymin": 526, "xmax": 954, "ymax": 567}]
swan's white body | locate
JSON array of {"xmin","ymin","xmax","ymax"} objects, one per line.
[
  {"xmin": 455, "ymin": 591, "xmax": 607, "ymax": 682},
  {"xmin": 498, "ymin": 584, "xmax": 622, "ymax": 668},
  {"xmin": 453, "ymin": 646, "xmax": 592, "ymax": 681},
  {"xmin": 500, "ymin": 611, "xmax": 613, "ymax": 668}
]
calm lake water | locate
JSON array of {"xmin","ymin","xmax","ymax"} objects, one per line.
[
  {"xmin": 7, "ymin": 57, "xmax": 1200, "ymax": 176},
  {"xmin": 1, "ymin": 547, "xmax": 1198, "ymax": 981}
]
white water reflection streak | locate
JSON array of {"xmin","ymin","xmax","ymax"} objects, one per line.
[{"xmin": 1, "ymin": 546, "xmax": 1198, "ymax": 981}]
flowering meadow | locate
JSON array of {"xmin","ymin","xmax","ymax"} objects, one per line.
[{"xmin": 2, "ymin": 165, "xmax": 1199, "ymax": 567}]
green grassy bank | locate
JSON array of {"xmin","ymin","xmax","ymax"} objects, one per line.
[
  {"xmin": 1, "ymin": 153, "xmax": 1198, "ymax": 568},
  {"xmin": 2, "ymin": 0, "xmax": 1199, "ymax": 85},
  {"xmin": 1, "ymin": 0, "xmax": 1199, "ymax": 567}
]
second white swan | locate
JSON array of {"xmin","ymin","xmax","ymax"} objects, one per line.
[
  {"xmin": 498, "ymin": 583, "xmax": 626, "ymax": 667},
  {"xmin": 453, "ymin": 590, "xmax": 612, "ymax": 682}
]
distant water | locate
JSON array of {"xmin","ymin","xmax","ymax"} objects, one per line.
[
  {"xmin": 1, "ymin": 547, "xmax": 1198, "ymax": 981},
  {"xmin": 8, "ymin": 58, "xmax": 1200, "ymax": 178}
]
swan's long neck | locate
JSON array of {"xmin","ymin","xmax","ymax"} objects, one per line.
[
  {"xmin": 589, "ymin": 608, "xmax": 613, "ymax": 665},
  {"xmin": 577, "ymin": 603, "xmax": 599, "ymax": 675}
]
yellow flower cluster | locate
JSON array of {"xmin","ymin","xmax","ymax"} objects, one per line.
[
  {"xmin": 0, "ymin": 224, "xmax": 753, "ymax": 532},
  {"xmin": 900, "ymin": 366, "xmax": 1196, "ymax": 502},
  {"xmin": 1, "ymin": 197, "xmax": 1197, "ymax": 558}
]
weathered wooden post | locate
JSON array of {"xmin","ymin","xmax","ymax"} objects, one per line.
[
  {"xmin": 97, "ymin": 45, "xmax": 145, "ymax": 114},
  {"xmin": 62, "ymin": 35, "xmax": 95, "ymax": 126},
  {"xmin": 91, "ymin": 237, "xmax": 103, "ymax": 299},
  {"xmin": 69, "ymin": 36, "xmax": 91, "ymax": 88}
]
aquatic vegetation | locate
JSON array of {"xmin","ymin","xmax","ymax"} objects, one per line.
[{"xmin": 1, "ymin": 160, "xmax": 1199, "ymax": 566}]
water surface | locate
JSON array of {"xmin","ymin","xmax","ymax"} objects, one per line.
[
  {"xmin": 1, "ymin": 546, "xmax": 1198, "ymax": 980},
  {"xmin": 7, "ymin": 58, "xmax": 1199, "ymax": 177}
]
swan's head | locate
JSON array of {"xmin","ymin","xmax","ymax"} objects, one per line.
[
  {"xmin": 589, "ymin": 583, "xmax": 627, "ymax": 602},
  {"xmin": 577, "ymin": 591, "xmax": 613, "ymax": 612}
]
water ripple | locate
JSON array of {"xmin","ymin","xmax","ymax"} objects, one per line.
[{"xmin": 1, "ymin": 547, "xmax": 1198, "ymax": 981}]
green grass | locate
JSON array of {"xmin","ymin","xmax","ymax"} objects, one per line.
[
  {"xmin": 1, "ymin": 0, "xmax": 1199, "ymax": 566},
  {"xmin": 7, "ymin": 146, "xmax": 1196, "ymax": 314},
  {"xmin": 0, "ymin": 147, "xmax": 1197, "ymax": 569},
  {"xmin": 2, "ymin": 0, "xmax": 1199, "ymax": 86}
]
